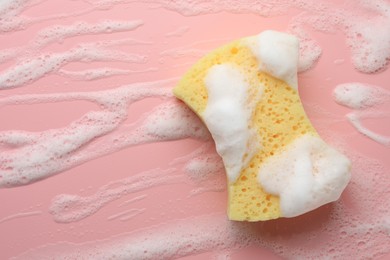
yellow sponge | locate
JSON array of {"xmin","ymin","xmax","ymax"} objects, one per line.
[{"xmin": 173, "ymin": 31, "xmax": 350, "ymax": 221}]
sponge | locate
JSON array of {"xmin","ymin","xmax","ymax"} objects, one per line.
[{"xmin": 173, "ymin": 31, "xmax": 351, "ymax": 221}]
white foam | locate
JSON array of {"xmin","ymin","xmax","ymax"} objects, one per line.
[
  {"xmin": 0, "ymin": 82, "xmax": 216, "ymax": 188},
  {"xmin": 258, "ymin": 134, "xmax": 351, "ymax": 217},
  {"xmin": 287, "ymin": 24, "xmax": 322, "ymax": 72},
  {"xmin": 0, "ymin": 0, "xmax": 96, "ymax": 33},
  {"xmin": 143, "ymin": 102, "xmax": 210, "ymax": 141},
  {"xmin": 345, "ymin": 13, "xmax": 390, "ymax": 73},
  {"xmin": 118, "ymin": 0, "xmax": 390, "ymax": 73},
  {"xmin": 333, "ymin": 83, "xmax": 387, "ymax": 109},
  {"xmin": 49, "ymin": 169, "xmax": 183, "ymax": 223},
  {"xmin": 247, "ymin": 30, "xmax": 299, "ymax": 89},
  {"xmin": 56, "ymin": 68, "xmax": 156, "ymax": 81},
  {"xmin": 0, "ymin": 80, "xmax": 177, "ymax": 188},
  {"xmin": 203, "ymin": 64, "xmax": 261, "ymax": 183},
  {"xmin": 347, "ymin": 113, "xmax": 390, "ymax": 147},
  {"xmin": 184, "ymin": 154, "xmax": 224, "ymax": 183},
  {"xmin": 35, "ymin": 20, "xmax": 143, "ymax": 46},
  {"xmin": 184, "ymin": 154, "xmax": 226, "ymax": 196},
  {"xmin": 0, "ymin": 46, "xmax": 146, "ymax": 89},
  {"xmin": 12, "ymin": 215, "xmax": 244, "ymax": 260}
]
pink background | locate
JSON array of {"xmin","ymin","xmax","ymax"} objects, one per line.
[{"xmin": 0, "ymin": 0, "xmax": 389, "ymax": 259}]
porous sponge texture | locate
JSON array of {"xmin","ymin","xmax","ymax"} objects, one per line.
[{"xmin": 173, "ymin": 38, "xmax": 317, "ymax": 221}]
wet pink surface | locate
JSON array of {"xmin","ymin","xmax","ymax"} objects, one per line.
[{"xmin": 0, "ymin": 0, "xmax": 389, "ymax": 259}]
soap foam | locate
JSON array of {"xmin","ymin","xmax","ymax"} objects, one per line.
[
  {"xmin": 0, "ymin": 80, "xmax": 190, "ymax": 188},
  {"xmin": 347, "ymin": 113, "xmax": 390, "ymax": 147},
  {"xmin": 247, "ymin": 30, "xmax": 299, "ymax": 89},
  {"xmin": 56, "ymin": 67, "xmax": 156, "ymax": 81},
  {"xmin": 203, "ymin": 64, "xmax": 261, "ymax": 183},
  {"xmin": 184, "ymin": 154, "xmax": 223, "ymax": 183},
  {"xmin": 258, "ymin": 134, "xmax": 351, "ymax": 217},
  {"xmin": 155, "ymin": 0, "xmax": 390, "ymax": 73},
  {"xmin": 0, "ymin": 45, "xmax": 146, "ymax": 89},
  {"xmin": 49, "ymin": 169, "xmax": 183, "ymax": 223},
  {"xmin": 49, "ymin": 145, "xmax": 223, "ymax": 223},
  {"xmin": 143, "ymin": 101, "xmax": 210, "ymax": 141},
  {"xmin": 0, "ymin": 0, "xmax": 98, "ymax": 33},
  {"xmin": 0, "ymin": 87, "xmax": 214, "ymax": 188},
  {"xmin": 35, "ymin": 20, "xmax": 144, "ymax": 47},
  {"xmin": 184, "ymin": 153, "xmax": 226, "ymax": 196},
  {"xmin": 333, "ymin": 82, "xmax": 390, "ymax": 146},
  {"xmin": 287, "ymin": 22, "xmax": 322, "ymax": 72},
  {"xmin": 12, "ymin": 215, "xmax": 246, "ymax": 260},
  {"xmin": 13, "ymin": 153, "xmax": 390, "ymax": 260},
  {"xmin": 333, "ymin": 82, "xmax": 388, "ymax": 109}
]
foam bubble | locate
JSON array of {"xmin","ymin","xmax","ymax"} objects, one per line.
[
  {"xmin": 287, "ymin": 23, "xmax": 322, "ymax": 72},
  {"xmin": 0, "ymin": 80, "xmax": 177, "ymax": 188},
  {"xmin": 143, "ymin": 102, "xmax": 210, "ymax": 141},
  {"xmin": 35, "ymin": 20, "xmax": 144, "ymax": 47},
  {"xmin": 12, "ymin": 214, "xmax": 248, "ymax": 260},
  {"xmin": 345, "ymin": 13, "xmax": 390, "ymax": 73},
  {"xmin": 347, "ymin": 112, "xmax": 390, "ymax": 147},
  {"xmin": 247, "ymin": 30, "xmax": 299, "ymax": 89},
  {"xmin": 185, "ymin": 154, "xmax": 223, "ymax": 183},
  {"xmin": 258, "ymin": 134, "xmax": 351, "ymax": 217},
  {"xmin": 333, "ymin": 82, "xmax": 388, "ymax": 109},
  {"xmin": 154, "ymin": 0, "xmax": 390, "ymax": 73},
  {"xmin": 49, "ymin": 169, "xmax": 182, "ymax": 223},
  {"xmin": 56, "ymin": 68, "xmax": 156, "ymax": 81},
  {"xmin": 203, "ymin": 64, "xmax": 261, "ymax": 183},
  {"xmin": 0, "ymin": 46, "xmax": 146, "ymax": 89}
]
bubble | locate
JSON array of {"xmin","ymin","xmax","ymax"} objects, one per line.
[{"xmin": 333, "ymin": 82, "xmax": 385, "ymax": 109}]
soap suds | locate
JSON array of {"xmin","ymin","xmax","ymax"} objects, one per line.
[
  {"xmin": 56, "ymin": 67, "xmax": 157, "ymax": 81},
  {"xmin": 347, "ymin": 113, "xmax": 390, "ymax": 147},
  {"xmin": 333, "ymin": 82, "xmax": 390, "ymax": 146},
  {"xmin": 34, "ymin": 20, "xmax": 144, "ymax": 47},
  {"xmin": 0, "ymin": 0, "xmax": 98, "ymax": 33},
  {"xmin": 155, "ymin": 0, "xmax": 390, "ymax": 73},
  {"xmin": 0, "ymin": 45, "xmax": 146, "ymax": 89},
  {"xmin": 49, "ymin": 149, "xmax": 224, "ymax": 222},
  {"xmin": 247, "ymin": 30, "xmax": 299, "ymax": 89},
  {"xmin": 333, "ymin": 83, "xmax": 387, "ymax": 109},
  {"xmin": 258, "ymin": 134, "xmax": 351, "ymax": 217},
  {"xmin": 287, "ymin": 22, "xmax": 322, "ymax": 72},
  {"xmin": 9, "ymin": 148, "xmax": 389, "ymax": 260},
  {"xmin": 0, "ymin": 80, "xmax": 209, "ymax": 188},
  {"xmin": 203, "ymin": 64, "xmax": 261, "ymax": 183},
  {"xmin": 12, "ymin": 215, "xmax": 246, "ymax": 260},
  {"xmin": 50, "ymin": 169, "xmax": 183, "ymax": 223}
]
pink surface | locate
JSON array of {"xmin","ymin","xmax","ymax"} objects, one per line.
[{"xmin": 0, "ymin": 0, "xmax": 389, "ymax": 259}]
